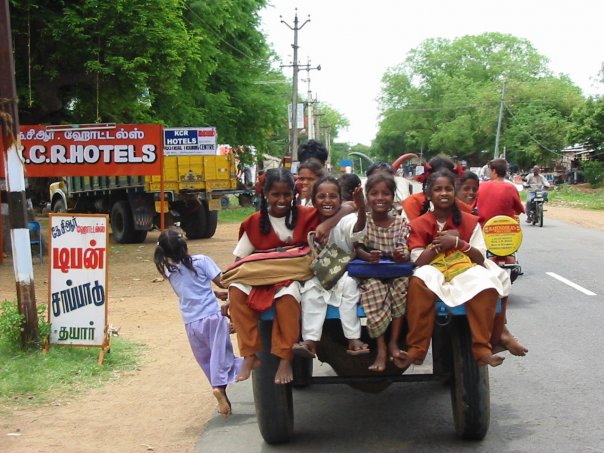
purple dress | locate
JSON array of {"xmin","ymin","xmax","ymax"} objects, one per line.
[{"xmin": 167, "ymin": 255, "xmax": 242, "ymax": 386}]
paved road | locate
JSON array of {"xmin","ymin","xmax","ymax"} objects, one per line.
[{"xmin": 197, "ymin": 216, "xmax": 604, "ymax": 453}]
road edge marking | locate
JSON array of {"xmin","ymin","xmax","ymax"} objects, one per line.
[{"xmin": 546, "ymin": 272, "xmax": 597, "ymax": 296}]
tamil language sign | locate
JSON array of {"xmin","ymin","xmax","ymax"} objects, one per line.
[
  {"xmin": 18, "ymin": 124, "xmax": 162, "ymax": 177},
  {"xmin": 163, "ymin": 127, "xmax": 217, "ymax": 156},
  {"xmin": 48, "ymin": 214, "xmax": 109, "ymax": 347}
]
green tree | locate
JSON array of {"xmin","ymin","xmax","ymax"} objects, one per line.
[
  {"xmin": 376, "ymin": 33, "xmax": 583, "ymax": 167},
  {"xmin": 568, "ymin": 96, "xmax": 604, "ymax": 161},
  {"xmin": 9, "ymin": 0, "xmax": 290, "ymax": 151}
]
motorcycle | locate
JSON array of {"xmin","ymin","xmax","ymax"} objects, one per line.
[{"xmin": 525, "ymin": 183, "xmax": 547, "ymax": 227}]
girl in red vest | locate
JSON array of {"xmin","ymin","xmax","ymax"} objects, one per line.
[
  {"xmin": 228, "ymin": 168, "xmax": 319, "ymax": 384},
  {"xmin": 399, "ymin": 169, "xmax": 511, "ymax": 369}
]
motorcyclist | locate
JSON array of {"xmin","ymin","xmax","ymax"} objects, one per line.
[{"xmin": 524, "ymin": 166, "xmax": 550, "ymax": 222}]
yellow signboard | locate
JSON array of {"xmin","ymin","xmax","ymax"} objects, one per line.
[{"xmin": 482, "ymin": 215, "xmax": 523, "ymax": 256}]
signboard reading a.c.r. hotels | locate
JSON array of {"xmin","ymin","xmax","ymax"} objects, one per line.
[{"xmin": 18, "ymin": 124, "xmax": 162, "ymax": 177}]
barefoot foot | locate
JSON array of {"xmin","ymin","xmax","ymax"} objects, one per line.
[
  {"xmin": 388, "ymin": 341, "xmax": 404, "ymax": 360},
  {"xmin": 212, "ymin": 387, "xmax": 232, "ymax": 417},
  {"xmin": 392, "ymin": 351, "xmax": 423, "ymax": 370},
  {"xmin": 236, "ymin": 355, "xmax": 260, "ymax": 382},
  {"xmin": 499, "ymin": 330, "xmax": 528, "ymax": 357},
  {"xmin": 346, "ymin": 339, "xmax": 370, "ymax": 355},
  {"xmin": 368, "ymin": 349, "xmax": 388, "ymax": 372},
  {"xmin": 477, "ymin": 353, "xmax": 505, "ymax": 367},
  {"xmin": 274, "ymin": 359, "xmax": 293, "ymax": 384}
]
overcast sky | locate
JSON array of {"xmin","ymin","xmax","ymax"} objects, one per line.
[{"xmin": 260, "ymin": 0, "xmax": 604, "ymax": 146}]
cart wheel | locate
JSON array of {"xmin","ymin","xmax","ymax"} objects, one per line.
[
  {"xmin": 252, "ymin": 320, "xmax": 294, "ymax": 444},
  {"xmin": 292, "ymin": 355, "xmax": 313, "ymax": 388},
  {"xmin": 450, "ymin": 317, "xmax": 490, "ymax": 440}
]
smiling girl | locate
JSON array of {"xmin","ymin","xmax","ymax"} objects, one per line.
[
  {"xmin": 356, "ymin": 173, "xmax": 411, "ymax": 372},
  {"xmin": 228, "ymin": 168, "xmax": 320, "ymax": 385},
  {"xmin": 294, "ymin": 176, "xmax": 369, "ymax": 358},
  {"xmin": 399, "ymin": 169, "xmax": 511, "ymax": 369}
]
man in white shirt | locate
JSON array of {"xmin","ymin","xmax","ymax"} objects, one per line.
[{"xmin": 524, "ymin": 166, "xmax": 550, "ymax": 221}]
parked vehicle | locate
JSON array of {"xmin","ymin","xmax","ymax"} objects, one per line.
[{"xmin": 49, "ymin": 153, "xmax": 257, "ymax": 243}]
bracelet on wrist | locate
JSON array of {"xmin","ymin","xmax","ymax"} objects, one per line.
[
  {"xmin": 455, "ymin": 237, "xmax": 459, "ymax": 249},
  {"xmin": 462, "ymin": 243, "xmax": 472, "ymax": 253}
]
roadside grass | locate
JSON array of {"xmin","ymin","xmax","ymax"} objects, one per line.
[
  {"xmin": 0, "ymin": 336, "xmax": 142, "ymax": 410},
  {"xmin": 218, "ymin": 206, "xmax": 256, "ymax": 223},
  {"xmin": 549, "ymin": 184, "xmax": 604, "ymax": 210}
]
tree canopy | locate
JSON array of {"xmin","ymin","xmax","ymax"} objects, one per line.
[
  {"xmin": 9, "ymin": 0, "xmax": 293, "ymax": 152},
  {"xmin": 375, "ymin": 33, "xmax": 585, "ymax": 169}
]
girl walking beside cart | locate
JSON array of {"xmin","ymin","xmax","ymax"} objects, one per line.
[{"xmin": 154, "ymin": 228, "xmax": 241, "ymax": 417}]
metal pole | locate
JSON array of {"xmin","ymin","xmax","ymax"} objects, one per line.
[
  {"xmin": 494, "ymin": 79, "xmax": 506, "ymax": 159},
  {"xmin": 281, "ymin": 11, "xmax": 309, "ymax": 162},
  {"xmin": 0, "ymin": 0, "xmax": 39, "ymax": 347}
]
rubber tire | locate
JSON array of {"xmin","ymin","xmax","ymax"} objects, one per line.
[
  {"xmin": 292, "ymin": 355, "xmax": 313, "ymax": 388},
  {"xmin": 537, "ymin": 203, "xmax": 544, "ymax": 227},
  {"xmin": 239, "ymin": 193, "xmax": 253, "ymax": 207},
  {"xmin": 252, "ymin": 320, "xmax": 294, "ymax": 444},
  {"xmin": 53, "ymin": 198, "xmax": 67, "ymax": 213},
  {"xmin": 221, "ymin": 196, "xmax": 230, "ymax": 209},
  {"xmin": 202, "ymin": 202, "xmax": 218, "ymax": 239},
  {"xmin": 132, "ymin": 229, "xmax": 148, "ymax": 243},
  {"xmin": 450, "ymin": 317, "xmax": 490, "ymax": 440},
  {"xmin": 182, "ymin": 205, "xmax": 208, "ymax": 239},
  {"xmin": 110, "ymin": 200, "xmax": 135, "ymax": 244}
]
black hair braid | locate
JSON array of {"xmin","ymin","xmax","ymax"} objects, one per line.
[
  {"xmin": 452, "ymin": 202, "xmax": 462, "ymax": 226},
  {"xmin": 260, "ymin": 195, "xmax": 271, "ymax": 235},
  {"xmin": 420, "ymin": 198, "xmax": 431, "ymax": 216},
  {"xmin": 285, "ymin": 204, "xmax": 298, "ymax": 230},
  {"xmin": 154, "ymin": 228, "xmax": 197, "ymax": 277}
]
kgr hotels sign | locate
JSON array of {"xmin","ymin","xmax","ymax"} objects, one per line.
[{"xmin": 18, "ymin": 124, "xmax": 162, "ymax": 177}]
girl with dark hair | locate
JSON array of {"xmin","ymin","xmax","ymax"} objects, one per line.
[
  {"xmin": 456, "ymin": 170, "xmax": 480, "ymax": 207},
  {"xmin": 227, "ymin": 168, "xmax": 320, "ymax": 385},
  {"xmin": 294, "ymin": 176, "xmax": 369, "ymax": 358},
  {"xmin": 154, "ymin": 227, "xmax": 241, "ymax": 417},
  {"xmin": 402, "ymin": 154, "xmax": 472, "ymax": 220},
  {"xmin": 296, "ymin": 158, "xmax": 325, "ymax": 206},
  {"xmin": 399, "ymin": 170, "xmax": 511, "ymax": 369},
  {"xmin": 355, "ymin": 173, "xmax": 411, "ymax": 372}
]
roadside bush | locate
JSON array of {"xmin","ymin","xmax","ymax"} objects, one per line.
[
  {"xmin": 582, "ymin": 160, "xmax": 604, "ymax": 187},
  {"xmin": 0, "ymin": 299, "xmax": 50, "ymax": 350}
]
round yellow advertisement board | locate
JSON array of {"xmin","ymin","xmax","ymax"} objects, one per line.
[{"xmin": 482, "ymin": 215, "xmax": 523, "ymax": 256}]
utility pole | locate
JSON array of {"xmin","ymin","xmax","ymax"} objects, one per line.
[
  {"xmin": 0, "ymin": 0, "xmax": 39, "ymax": 348},
  {"xmin": 281, "ymin": 10, "xmax": 309, "ymax": 162},
  {"xmin": 301, "ymin": 58, "xmax": 321, "ymax": 140},
  {"xmin": 494, "ymin": 79, "xmax": 506, "ymax": 159}
]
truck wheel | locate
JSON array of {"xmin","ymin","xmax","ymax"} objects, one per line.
[
  {"xmin": 182, "ymin": 206, "xmax": 207, "ymax": 239},
  {"xmin": 450, "ymin": 317, "xmax": 490, "ymax": 440},
  {"xmin": 252, "ymin": 320, "xmax": 294, "ymax": 444},
  {"xmin": 132, "ymin": 229, "xmax": 148, "ymax": 243},
  {"xmin": 202, "ymin": 202, "xmax": 218, "ymax": 238},
  {"xmin": 239, "ymin": 193, "xmax": 253, "ymax": 207},
  {"xmin": 110, "ymin": 200, "xmax": 135, "ymax": 243},
  {"xmin": 53, "ymin": 199, "xmax": 67, "ymax": 213}
]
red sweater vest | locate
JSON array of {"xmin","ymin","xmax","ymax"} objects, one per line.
[
  {"xmin": 238, "ymin": 206, "xmax": 319, "ymax": 250},
  {"xmin": 408, "ymin": 210, "xmax": 479, "ymax": 250}
]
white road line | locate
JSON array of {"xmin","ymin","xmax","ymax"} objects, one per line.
[{"xmin": 546, "ymin": 272, "xmax": 597, "ymax": 296}]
